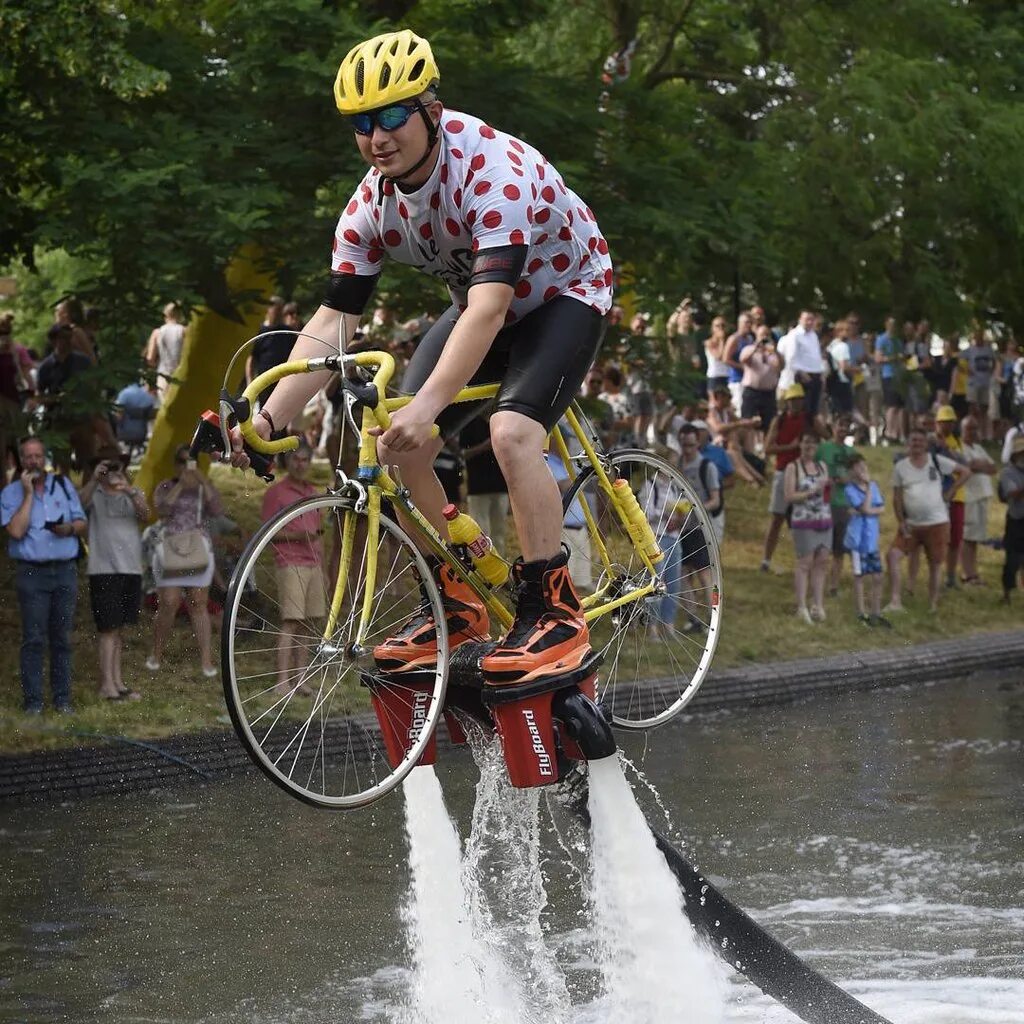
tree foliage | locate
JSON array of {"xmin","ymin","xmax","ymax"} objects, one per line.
[{"xmin": 2, "ymin": 0, "xmax": 1024, "ymax": 376}]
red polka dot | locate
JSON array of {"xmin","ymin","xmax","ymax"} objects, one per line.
[
  {"xmin": 503, "ymin": 184, "xmax": 521, "ymax": 201},
  {"xmin": 383, "ymin": 180, "xmax": 394, "ymax": 196},
  {"xmin": 604, "ymin": 269, "xmax": 613, "ymax": 287},
  {"xmin": 343, "ymin": 228, "xmax": 360, "ymax": 245},
  {"xmin": 514, "ymin": 280, "xmax": 531, "ymax": 298},
  {"xmin": 430, "ymin": 191, "xmax": 441, "ymax": 209},
  {"xmin": 551, "ymin": 253, "xmax": 571, "ymax": 272},
  {"xmin": 540, "ymin": 185, "xmax": 555, "ymax": 203},
  {"xmin": 507, "ymin": 151, "xmax": 522, "ymax": 166},
  {"xmin": 508, "ymin": 228, "xmax": 525, "ymax": 245},
  {"xmin": 536, "ymin": 233, "xmax": 548, "ymax": 245},
  {"xmin": 479, "ymin": 125, "xmax": 496, "ymax": 139},
  {"xmin": 370, "ymin": 235, "xmax": 382, "ymax": 248},
  {"xmin": 536, "ymin": 163, "xmax": 546, "ymax": 180},
  {"xmin": 569, "ymin": 278, "xmax": 582, "ymax": 288},
  {"xmin": 527, "ymin": 257, "xmax": 544, "ymax": 273},
  {"xmin": 398, "ymin": 202, "xmax": 409, "ymax": 219},
  {"xmin": 372, "ymin": 208, "xmax": 380, "ymax": 220},
  {"xmin": 440, "ymin": 165, "xmax": 449, "ymax": 184},
  {"xmin": 591, "ymin": 276, "xmax": 605, "ymax": 288},
  {"xmin": 577, "ymin": 206, "xmax": 588, "ymax": 222},
  {"xmin": 473, "ymin": 179, "xmax": 492, "ymax": 196},
  {"xmin": 346, "ymin": 200, "xmax": 358, "ymax": 215},
  {"xmin": 510, "ymin": 139, "xmax": 524, "ymax": 154},
  {"xmin": 530, "ymin": 184, "xmax": 538, "ymax": 200},
  {"xmin": 445, "ymin": 218, "xmax": 460, "ymax": 236},
  {"xmin": 383, "ymin": 229, "xmax": 401, "ymax": 246},
  {"xmin": 587, "ymin": 206, "xmax": 595, "ymax": 221},
  {"xmin": 447, "ymin": 119, "xmax": 465, "ymax": 133},
  {"xmin": 419, "ymin": 223, "xmax": 433, "ymax": 240},
  {"xmin": 362, "ymin": 184, "xmax": 373, "ymax": 202},
  {"xmin": 466, "ymin": 209, "xmax": 477, "ymax": 227},
  {"xmin": 579, "ymin": 254, "xmax": 590, "ymax": 268},
  {"xmin": 336, "ymin": 261, "xmax": 355, "ymax": 273},
  {"xmin": 451, "ymin": 148, "xmax": 464, "ymax": 159},
  {"xmin": 512, "ymin": 166, "xmax": 523, "ymax": 177},
  {"xmin": 367, "ymin": 248, "xmax": 384, "ymax": 263},
  {"xmin": 464, "ymin": 170, "xmax": 475, "ymax": 187},
  {"xmin": 482, "ymin": 210, "xmax": 502, "ymax": 229},
  {"xmin": 526, "ymin": 206, "xmax": 534, "ymax": 223},
  {"xmin": 571, "ymin": 287, "xmax": 586, "ymax": 297},
  {"xmin": 453, "ymin": 187, "xmax": 463, "ymax": 208},
  {"xmin": 588, "ymin": 236, "xmax": 598, "ymax": 251},
  {"xmin": 597, "ymin": 238, "xmax": 609, "ymax": 255},
  {"xmin": 543, "ymin": 286, "xmax": 560, "ymax": 302},
  {"xmin": 559, "ymin": 226, "xmax": 572, "ymax": 241},
  {"xmin": 470, "ymin": 154, "xmax": 486, "ymax": 171},
  {"xmin": 535, "ymin": 207, "xmax": 551, "ymax": 224},
  {"xmin": 472, "ymin": 238, "xmax": 480, "ymax": 252},
  {"xmin": 566, "ymin": 209, "xmax": 574, "ymax": 225}
]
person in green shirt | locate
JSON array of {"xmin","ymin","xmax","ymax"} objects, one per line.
[{"xmin": 816, "ymin": 415, "xmax": 854, "ymax": 597}]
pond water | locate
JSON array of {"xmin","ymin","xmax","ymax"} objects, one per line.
[{"xmin": 2, "ymin": 673, "xmax": 1022, "ymax": 1023}]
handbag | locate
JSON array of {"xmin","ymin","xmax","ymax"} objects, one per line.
[{"xmin": 158, "ymin": 487, "xmax": 208, "ymax": 576}]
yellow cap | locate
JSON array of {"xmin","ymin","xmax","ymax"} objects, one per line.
[
  {"xmin": 935, "ymin": 405, "xmax": 957, "ymax": 423},
  {"xmin": 783, "ymin": 383, "xmax": 805, "ymax": 401},
  {"xmin": 334, "ymin": 30, "xmax": 439, "ymax": 115}
]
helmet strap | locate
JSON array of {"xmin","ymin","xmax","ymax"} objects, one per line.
[{"xmin": 378, "ymin": 100, "xmax": 440, "ymax": 198}]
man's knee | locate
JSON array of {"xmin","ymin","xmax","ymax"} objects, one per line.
[{"xmin": 490, "ymin": 412, "xmax": 544, "ymax": 469}]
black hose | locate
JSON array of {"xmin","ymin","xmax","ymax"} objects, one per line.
[{"xmin": 651, "ymin": 828, "xmax": 893, "ymax": 1024}]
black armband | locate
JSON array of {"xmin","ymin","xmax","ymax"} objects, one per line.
[
  {"xmin": 468, "ymin": 245, "xmax": 529, "ymax": 288},
  {"xmin": 322, "ymin": 271, "xmax": 379, "ymax": 314}
]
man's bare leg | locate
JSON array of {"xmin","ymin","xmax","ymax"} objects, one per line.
[
  {"xmin": 377, "ymin": 435, "xmax": 448, "ymax": 543},
  {"xmin": 490, "ymin": 411, "xmax": 562, "ymax": 560}
]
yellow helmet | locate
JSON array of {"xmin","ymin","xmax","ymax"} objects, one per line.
[{"xmin": 334, "ymin": 30, "xmax": 439, "ymax": 114}]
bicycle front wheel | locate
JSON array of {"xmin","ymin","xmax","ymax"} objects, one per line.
[
  {"xmin": 222, "ymin": 493, "xmax": 449, "ymax": 809},
  {"xmin": 561, "ymin": 450, "xmax": 723, "ymax": 729}
]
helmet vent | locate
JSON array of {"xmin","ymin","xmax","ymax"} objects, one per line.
[
  {"xmin": 354, "ymin": 59, "xmax": 365, "ymax": 93},
  {"xmin": 409, "ymin": 58, "xmax": 425, "ymax": 81},
  {"xmin": 378, "ymin": 64, "xmax": 391, "ymax": 89}
]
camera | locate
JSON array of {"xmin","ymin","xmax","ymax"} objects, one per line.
[{"xmin": 43, "ymin": 517, "xmax": 65, "ymax": 533}]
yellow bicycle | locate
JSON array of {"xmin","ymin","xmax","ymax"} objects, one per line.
[{"xmin": 197, "ymin": 341, "xmax": 723, "ymax": 809}]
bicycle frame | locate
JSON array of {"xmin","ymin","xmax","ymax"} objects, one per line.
[{"xmin": 236, "ymin": 349, "xmax": 663, "ymax": 649}]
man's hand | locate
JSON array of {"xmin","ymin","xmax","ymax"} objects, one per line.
[
  {"xmin": 226, "ymin": 415, "xmax": 272, "ymax": 471},
  {"xmin": 371, "ymin": 402, "xmax": 437, "ymax": 453},
  {"xmin": 19, "ymin": 469, "xmax": 35, "ymax": 496}
]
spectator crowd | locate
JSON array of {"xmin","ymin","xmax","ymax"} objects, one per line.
[{"xmin": 1, "ymin": 292, "xmax": 1023, "ymax": 717}]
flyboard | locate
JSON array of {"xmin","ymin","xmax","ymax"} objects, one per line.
[{"xmin": 363, "ymin": 641, "xmax": 893, "ymax": 1024}]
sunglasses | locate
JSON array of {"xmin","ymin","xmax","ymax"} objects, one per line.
[{"xmin": 348, "ymin": 103, "xmax": 419, "ymax": 137}]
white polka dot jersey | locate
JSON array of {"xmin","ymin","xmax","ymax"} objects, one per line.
[{"xmin": 331, "ymin": 110, "xmax": 613, "ymax": 323}]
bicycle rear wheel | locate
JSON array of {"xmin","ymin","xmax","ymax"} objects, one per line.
[
  {"xmin": 221, "ymin": 493, "xmax": 449, "ymax": 809},
  {"xmin": 560, "ymin": 450, "xmax": 723, "ymax": 729}
]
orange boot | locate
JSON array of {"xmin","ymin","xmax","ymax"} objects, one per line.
[
  {"xmin": 373, "ymin": 561, "xmax": 490, "ymax": 673},
  {"xmin": 481, "ymin": 548, "xmax": 591, "ymax": 685}
]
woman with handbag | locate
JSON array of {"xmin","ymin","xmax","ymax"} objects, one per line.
[{"xmin": 146, "ymin": 444, "xmax": 223, "ymax": 677}]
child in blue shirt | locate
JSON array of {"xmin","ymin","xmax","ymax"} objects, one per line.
[{"xmin": 843, "ymin": 453, "xmax": 889, "ymax": 627}]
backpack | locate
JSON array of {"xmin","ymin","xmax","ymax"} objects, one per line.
[{"xmin": 698, "ymin": 458, "xmax": 723, "ymax": 518}]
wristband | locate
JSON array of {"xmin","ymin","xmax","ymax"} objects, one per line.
[{"xmin": 258, "ymin": 408, "xmax": 276, "ymax": 433}]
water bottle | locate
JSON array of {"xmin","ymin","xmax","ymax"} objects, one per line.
[
  {"xmin": 442, "ymin": 504, "xmax": 510, "ymax": 586},
  {"xmin": 611, "ymin": 479, "xmax": 664, "ymax": 563}
]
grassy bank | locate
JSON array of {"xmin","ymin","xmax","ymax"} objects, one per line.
[{"xmin": 0, "ymin": 446, "xmax": 1017, "ymax": 755}]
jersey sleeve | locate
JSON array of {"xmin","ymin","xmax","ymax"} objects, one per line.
[{"xmin": 331, "ymin": 181, "xmax": 386, "ymax": 276}]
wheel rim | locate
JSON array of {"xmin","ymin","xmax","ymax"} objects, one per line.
[
  {"xmin": 561, "ymin": 450, "xmax": 723, "ymax": 729},
  {"xmin": 222, "ymin": 494, "xmax": 449, "ymax": 808}
]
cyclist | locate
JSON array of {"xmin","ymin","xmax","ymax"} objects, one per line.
[{"xmin": 229, "ymin": 29, "xmax": 613, "ymax": 686}]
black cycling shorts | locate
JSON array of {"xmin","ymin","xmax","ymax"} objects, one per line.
[{"xmin": 402, "ymin": 296, "xmax": 604, "ymax": 437}]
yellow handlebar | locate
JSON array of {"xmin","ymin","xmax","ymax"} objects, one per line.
[{"xmin": 239, "ymin": 350, "xmax": 437, "ymax": 455}]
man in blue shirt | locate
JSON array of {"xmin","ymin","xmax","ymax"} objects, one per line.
[
  {"xmin": 0, "ymin": 437, "xmax": 86, "ymax": 714},
  {"xmin": 874, "ymin": 315, "xmax": 904, "ymax": 444}
]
